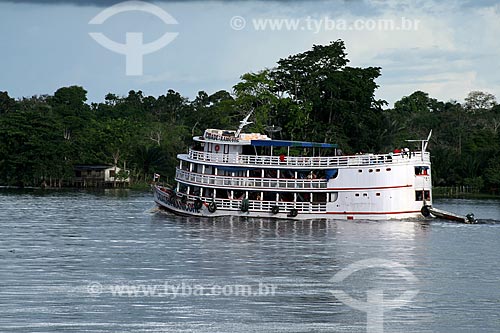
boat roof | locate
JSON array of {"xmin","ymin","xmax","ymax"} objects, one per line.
[
  {"xmin": 250, "ymin": 140, "xmax": 337, "ymax": 149},
  {"xmin": 197, "ymin": 128, "xmax": 337, "ymax": 148}
]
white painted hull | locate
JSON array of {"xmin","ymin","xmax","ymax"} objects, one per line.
[{"xmin": 154, "ymin": 186, "xmax": 423, "ymax": 221}]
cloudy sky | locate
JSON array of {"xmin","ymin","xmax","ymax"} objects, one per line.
[{"xmin": 0, "ymin": 0, "xmax": 499, "ymax": 106}]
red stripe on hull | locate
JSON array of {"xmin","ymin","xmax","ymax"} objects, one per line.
[
  {"xmin": 327, "ymin": 185, "xmax": 413, "ymax": 191},
  {"xmin": 327, "ymin": 210, "xmax": 421, "ymax": 215}
]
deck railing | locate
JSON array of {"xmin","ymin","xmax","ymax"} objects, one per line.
[
  {"xmin": 175, "ymin": 168, "xmax": 327, "ymax": 190},
  {"xmin": 176, "ymin": 192, "xmax": 327, "ymax": 213},
  {"xmin": 185, "ymin": 149, "xmax": 429, "ymax": 168},
  {"xmin": 214, "ymin": 198, "xmax": 327, "ymax": 213}
]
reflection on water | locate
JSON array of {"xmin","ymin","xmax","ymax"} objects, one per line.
[{"xmin": 0, "ymin": 191, "xmax": 499, "ymax": 332}]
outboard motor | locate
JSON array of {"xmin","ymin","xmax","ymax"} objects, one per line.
[{"xmin": 465, "ymin": 213, "xmax": 477, "ymax": 224}]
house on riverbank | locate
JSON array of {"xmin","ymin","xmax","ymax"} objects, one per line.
[{"xmin": 73, "ymin": 165, "xmax": 130, "ymax": 188}]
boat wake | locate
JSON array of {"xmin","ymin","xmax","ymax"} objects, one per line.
[
  {"xmin": 429, "ymin": 217, "xmax": 500, "ymax": 225},
  {"xmin": 471, "ymin": 218, "xmax": 500, "ymax": 225}
]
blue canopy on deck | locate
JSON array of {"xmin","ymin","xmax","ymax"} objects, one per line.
[{"xmin": 250, "ymin": 140, "xmax": 337, "ymax": 149}]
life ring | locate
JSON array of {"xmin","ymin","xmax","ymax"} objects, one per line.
[
  {"xmin": 421, "ymin": 205, "xmax": 431, "ymax": 217},
  {"xmin": 271, "ymin": 205, "xmax": 280, "ymax": 215},
  {"xmin": 208, "ymin": 201, "xmax": 217, "ymax": 213},
  {"xmin": 240, "ymin": 199, "xmax": 249, "ymax": 212},
  {"xmin": 214, "ymin": 144, "xmax": 220, "ymax": 152},
  {"xmin": 279, "ymin": 154, "xmax": 286, "ymax": 162},
  {"xmin": 289, "ymin": 209, "xmax": 298, "ymax": 218},
  {"xmin": 194, "ymin": 198, "xmax": 203, "ymax": 210}
]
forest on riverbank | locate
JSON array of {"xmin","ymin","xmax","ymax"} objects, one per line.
[{"xmin": 1, "ymin": 40, "xmax": 499, "ymax": 193}]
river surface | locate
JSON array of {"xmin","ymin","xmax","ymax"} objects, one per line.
[{"xmin": 0, "ymin": 190, "xmax": 499, "ymax": 333}]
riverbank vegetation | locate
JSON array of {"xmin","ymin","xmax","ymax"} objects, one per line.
[{"xmin": 1, "ymin": 40, "xmax": 499, "ymax": 194}]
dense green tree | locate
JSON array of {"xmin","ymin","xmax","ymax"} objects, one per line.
[
  {"xmin": 390, "ymin": 89, "xmax": 500, "ymax": 190},
  {"xmin": 0, "ymin": 91, "xmax": 16, "ymax": 114},
  {"xmin": 0, "ymin": 104, "xmax": 68, "ymax": 186},
  {"xmin": 464, "ymin": 91, "xmax": 497, "ymax": 113},
  {"xmin": 153, "ymin": 89, "xmax": 190, "ymax": 124},
  {"xmin": 188, "ymin": 90, "xmax": 237, "ymax": 133},
  {"xmin": 234, "ymin": 70, "xmax": 282, "ymax": 134},
  {"xmin": 271, "ymin": 40, "xmax": 386, "ymax": 151},
  {"xmin": 484, "ymin": 156, "xmax": 500, "ymax": 193}
]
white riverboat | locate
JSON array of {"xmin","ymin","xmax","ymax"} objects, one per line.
[{"xmin": 154, "ymin": 116, "xmax": 433, "ymax": 220}]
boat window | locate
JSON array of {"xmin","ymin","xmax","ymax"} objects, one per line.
[
  {"xmin": 369, "ymin": 169, "xmax": 373, "ymax": 173},
  {"xmin": 424, "ymin": 190, "xmax": 431, "ymax": 201},
  {"xmin": 355, "ymin": 193, "xmax": 360, "ymax": 197},
  {"xmin": 386, "ymin": 168, "xmax": 392, "ymax": 171},
  {"xmin": 329, "ymin": 192, "xmax": 339, "ymax": 202},
  {"xmin": 415, "ymin": 166, "xmax": 430, "ymax": 176},
  {"xmin": 363, "ymin": 193, "xmax": 368, "ymax": 197},
  {"xmin": 376, "ymin": 193, "xmax": 381, "ymax": 196},
  {"xmin": 376, "ymin": 169, "xmax": 380, "ymax": 172},
  {"xmin": 358, "ymin": 170, "xmax": 362, "ymax": 173},
  {"xmin": 415, "ymin": 191, "xmax": 424, "ymax": 201}
]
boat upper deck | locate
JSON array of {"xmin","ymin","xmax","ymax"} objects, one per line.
[
  {"xmin": 188, "ymin": 127, "xmax": 431, "ymax": 169},
  {"xmin": 195, "ymin": 130, "xmax": 337, "ymax": 148},
  {"xmin": 181, "ymin": 149, "xmax": 431, "ymax": 169}
]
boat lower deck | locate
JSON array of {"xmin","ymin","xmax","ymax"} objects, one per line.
[{"xmin": 154, "ymin": 186, "xmax": 423, "ymax": 220}]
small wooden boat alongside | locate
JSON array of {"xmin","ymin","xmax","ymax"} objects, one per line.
[{"xmin": 421, "ymin": 205, "xmax": 477, "ymax": 224}]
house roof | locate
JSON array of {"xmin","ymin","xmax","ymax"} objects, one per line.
[{"xmin": 74, "ymin": 165, "xmax": 114, "ymax": 171}]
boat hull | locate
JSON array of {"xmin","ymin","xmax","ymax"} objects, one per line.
[{"xmin": 154, "ymin": 186, "xmax": 423, "ymax": 221}]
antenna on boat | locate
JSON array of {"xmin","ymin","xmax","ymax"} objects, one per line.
[
  {"xmin": 423, "ymin": 130, "xmax": 432, "ymax": 152},
  {"xmin": 406, "ymin": 130, "xmax": 433, "ymax": 161},
  {"xmin": 265, "ymin": 125, "xmax": 282, "ymax": 140},
  {"xmin": 235, "ymin": 110, "xmax": 254, "ymax": 138}
]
